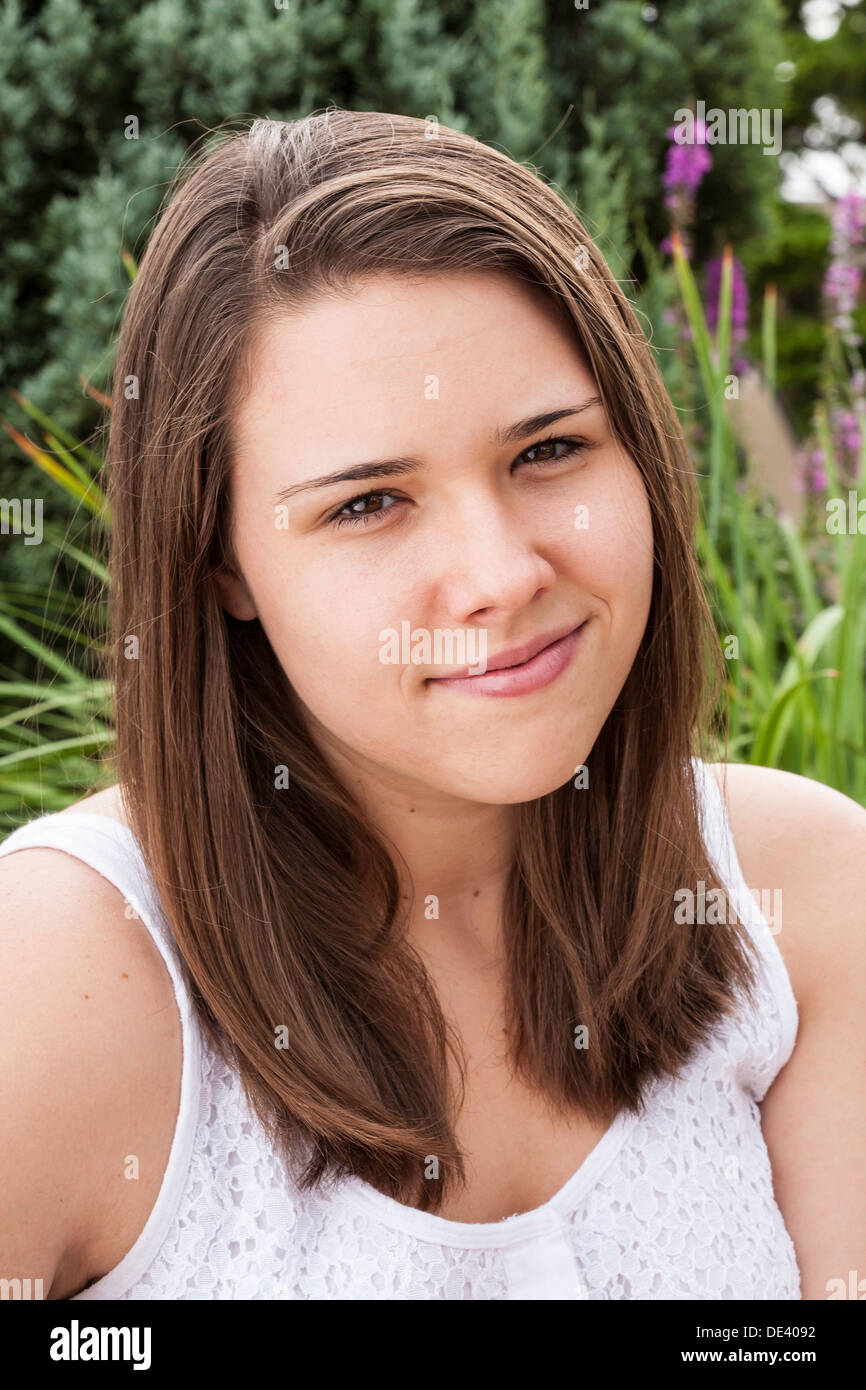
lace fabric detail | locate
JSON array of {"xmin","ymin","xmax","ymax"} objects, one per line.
[
  {"xmin": 0, "ymin": 758, "xmax": 801, "ymax": 1300},
  {"xmin": 97, "ymin": 1033, "xmax": 801, "ymax": 1300}
]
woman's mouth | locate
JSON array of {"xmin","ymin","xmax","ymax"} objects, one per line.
[{"xmin": 425, "ymin": 621, "xmax": 589, "ymax": 698}]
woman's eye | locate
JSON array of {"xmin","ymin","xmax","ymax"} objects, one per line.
[
  {"xmin": 329, "ymin": 490, "xmax": 401, "ymax": 528},
  {"xmin": 517, "ymin": 436, "xmax": 588, "ymax": 467},
  {"xmin": 327, "ymin": 437, "xmax": 591, "ymax": 529}
]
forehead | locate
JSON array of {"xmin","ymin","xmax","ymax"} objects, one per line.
[{"xmin": 233, "ymin": 271, "xmax": 590, "ymax": 444}]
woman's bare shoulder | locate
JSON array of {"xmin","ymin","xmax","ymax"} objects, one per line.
[
  {"xmin": 0, "ymin": 803, "xmax": 181, "ymax": 1298},
  {"xmin": 704, "ymin": 763, "xmax": 866, "ymax": 1298},
  {"xmin": 705, "ymin": 760, "xmax": 866, "ymax": 1020}
]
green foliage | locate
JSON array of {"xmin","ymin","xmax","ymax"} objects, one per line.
[
  {"xmin": 545, "ymin": 0, "xmax": 786, "ymax": 254},
  {"xmin": 1, "ymin": 0, "xmax": 793, "ymax": 461},
  {"xmin": 779, "ymin": 0, "xmax": 866, "ymax": 142},
  {"xmin": 671, "ymin": 236, "xmax": 866, "ymax": 798}
]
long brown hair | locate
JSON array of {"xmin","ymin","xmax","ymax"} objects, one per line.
[{"xmin": 101, "ymin": 108, "xmax": 754, "ymax": 1212}]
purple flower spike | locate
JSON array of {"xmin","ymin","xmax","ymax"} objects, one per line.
[
  {"xmin": 824, "ymin": 190, "xmax": 866, "ymax": 345},
  {"xmin": 663, "ymin": 141, "xmax": 713, "ymax": 193}
]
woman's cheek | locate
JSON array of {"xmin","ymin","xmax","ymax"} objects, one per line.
[
  {"xmin": 575, "ymin": 463, "xmax": 653, "ymax": 592},
  {"xmin": 263, "ymin": 599, "xmax": 405, "ymax": 735}
]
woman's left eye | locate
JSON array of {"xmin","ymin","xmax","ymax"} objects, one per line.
[
  {"xmin": 516, "ymin": 436, "xmax": 590, "ymax": 468},
  {"xmin": 326, "ymin": 436, "xmax": 593, "ymax": 531}
]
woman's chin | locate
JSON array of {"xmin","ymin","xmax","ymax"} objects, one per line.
[{"xmin": 434, "ymin": 764, "xmax": 590, "ymax": 807}]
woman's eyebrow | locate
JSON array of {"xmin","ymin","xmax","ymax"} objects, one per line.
[
  {"xmin": 271, "ymin": 398, "xmax": 603, "ymax": 506},
  {"xmin": 493, "ymin": 398, "xmax": 602, "ymax": 446}
]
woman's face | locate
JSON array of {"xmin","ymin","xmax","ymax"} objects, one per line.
[{"xmin": 217, "ymin": 270, "xmax": 654, "ymax": 805}]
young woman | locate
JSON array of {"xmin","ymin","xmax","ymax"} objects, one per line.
[{"xmin": 1, "ymin": 110, "xmax": 864, "ymax": 1302}]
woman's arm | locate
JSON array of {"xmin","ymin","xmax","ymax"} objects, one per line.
[
  {"xmin": 0, "ymin": 845, "xmax": 180, "ymax": 1299},
  {"xmin": 712, "ymin": 762, "xmax": 866, "ymax": 1301}
]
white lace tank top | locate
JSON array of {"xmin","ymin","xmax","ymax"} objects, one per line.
[{"xmin": 0, "ymin": 758, "xmax": 801, "ymax": 1300}]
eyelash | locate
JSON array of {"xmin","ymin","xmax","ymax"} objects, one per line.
[{"xmin": 327, "ymin": 436, "xmax": 594, "ymax": 529}]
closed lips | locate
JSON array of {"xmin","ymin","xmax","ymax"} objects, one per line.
[{"xmin": 428, "ymin": 622, "xmax": 585, "ymax": 680}]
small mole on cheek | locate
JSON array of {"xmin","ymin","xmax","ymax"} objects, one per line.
[
  {"xmin": 122, "ymin": 972, "xmax": 129, "ymax": 979},
  {"xmin": 83, "ymin": 994, "xmax": 89, "ymax": 999},
  {"xmin": 408, "ymin": 807, "xmax": 415, "ymax": 813},
  {"xmin": 473, "ymin": 889, "xmax": 480, "ymax": 897}
]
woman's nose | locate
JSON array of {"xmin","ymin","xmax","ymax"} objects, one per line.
[{"xmin": 432, "ymin": 496, "xmax": 557, "ymax": 620}]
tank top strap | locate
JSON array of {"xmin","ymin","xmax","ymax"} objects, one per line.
[
  {"xmin": 0, "ymin": 808, "xmax": 204, "ymax": 1298},
  {"xmin": 690, "ymin": 757, "xmax": 800, "ymax": 1098}
]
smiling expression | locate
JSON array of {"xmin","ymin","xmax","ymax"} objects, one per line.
[{"xmin": 215, "ymin": 270, "xmax": 655, "ymax": 805}]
